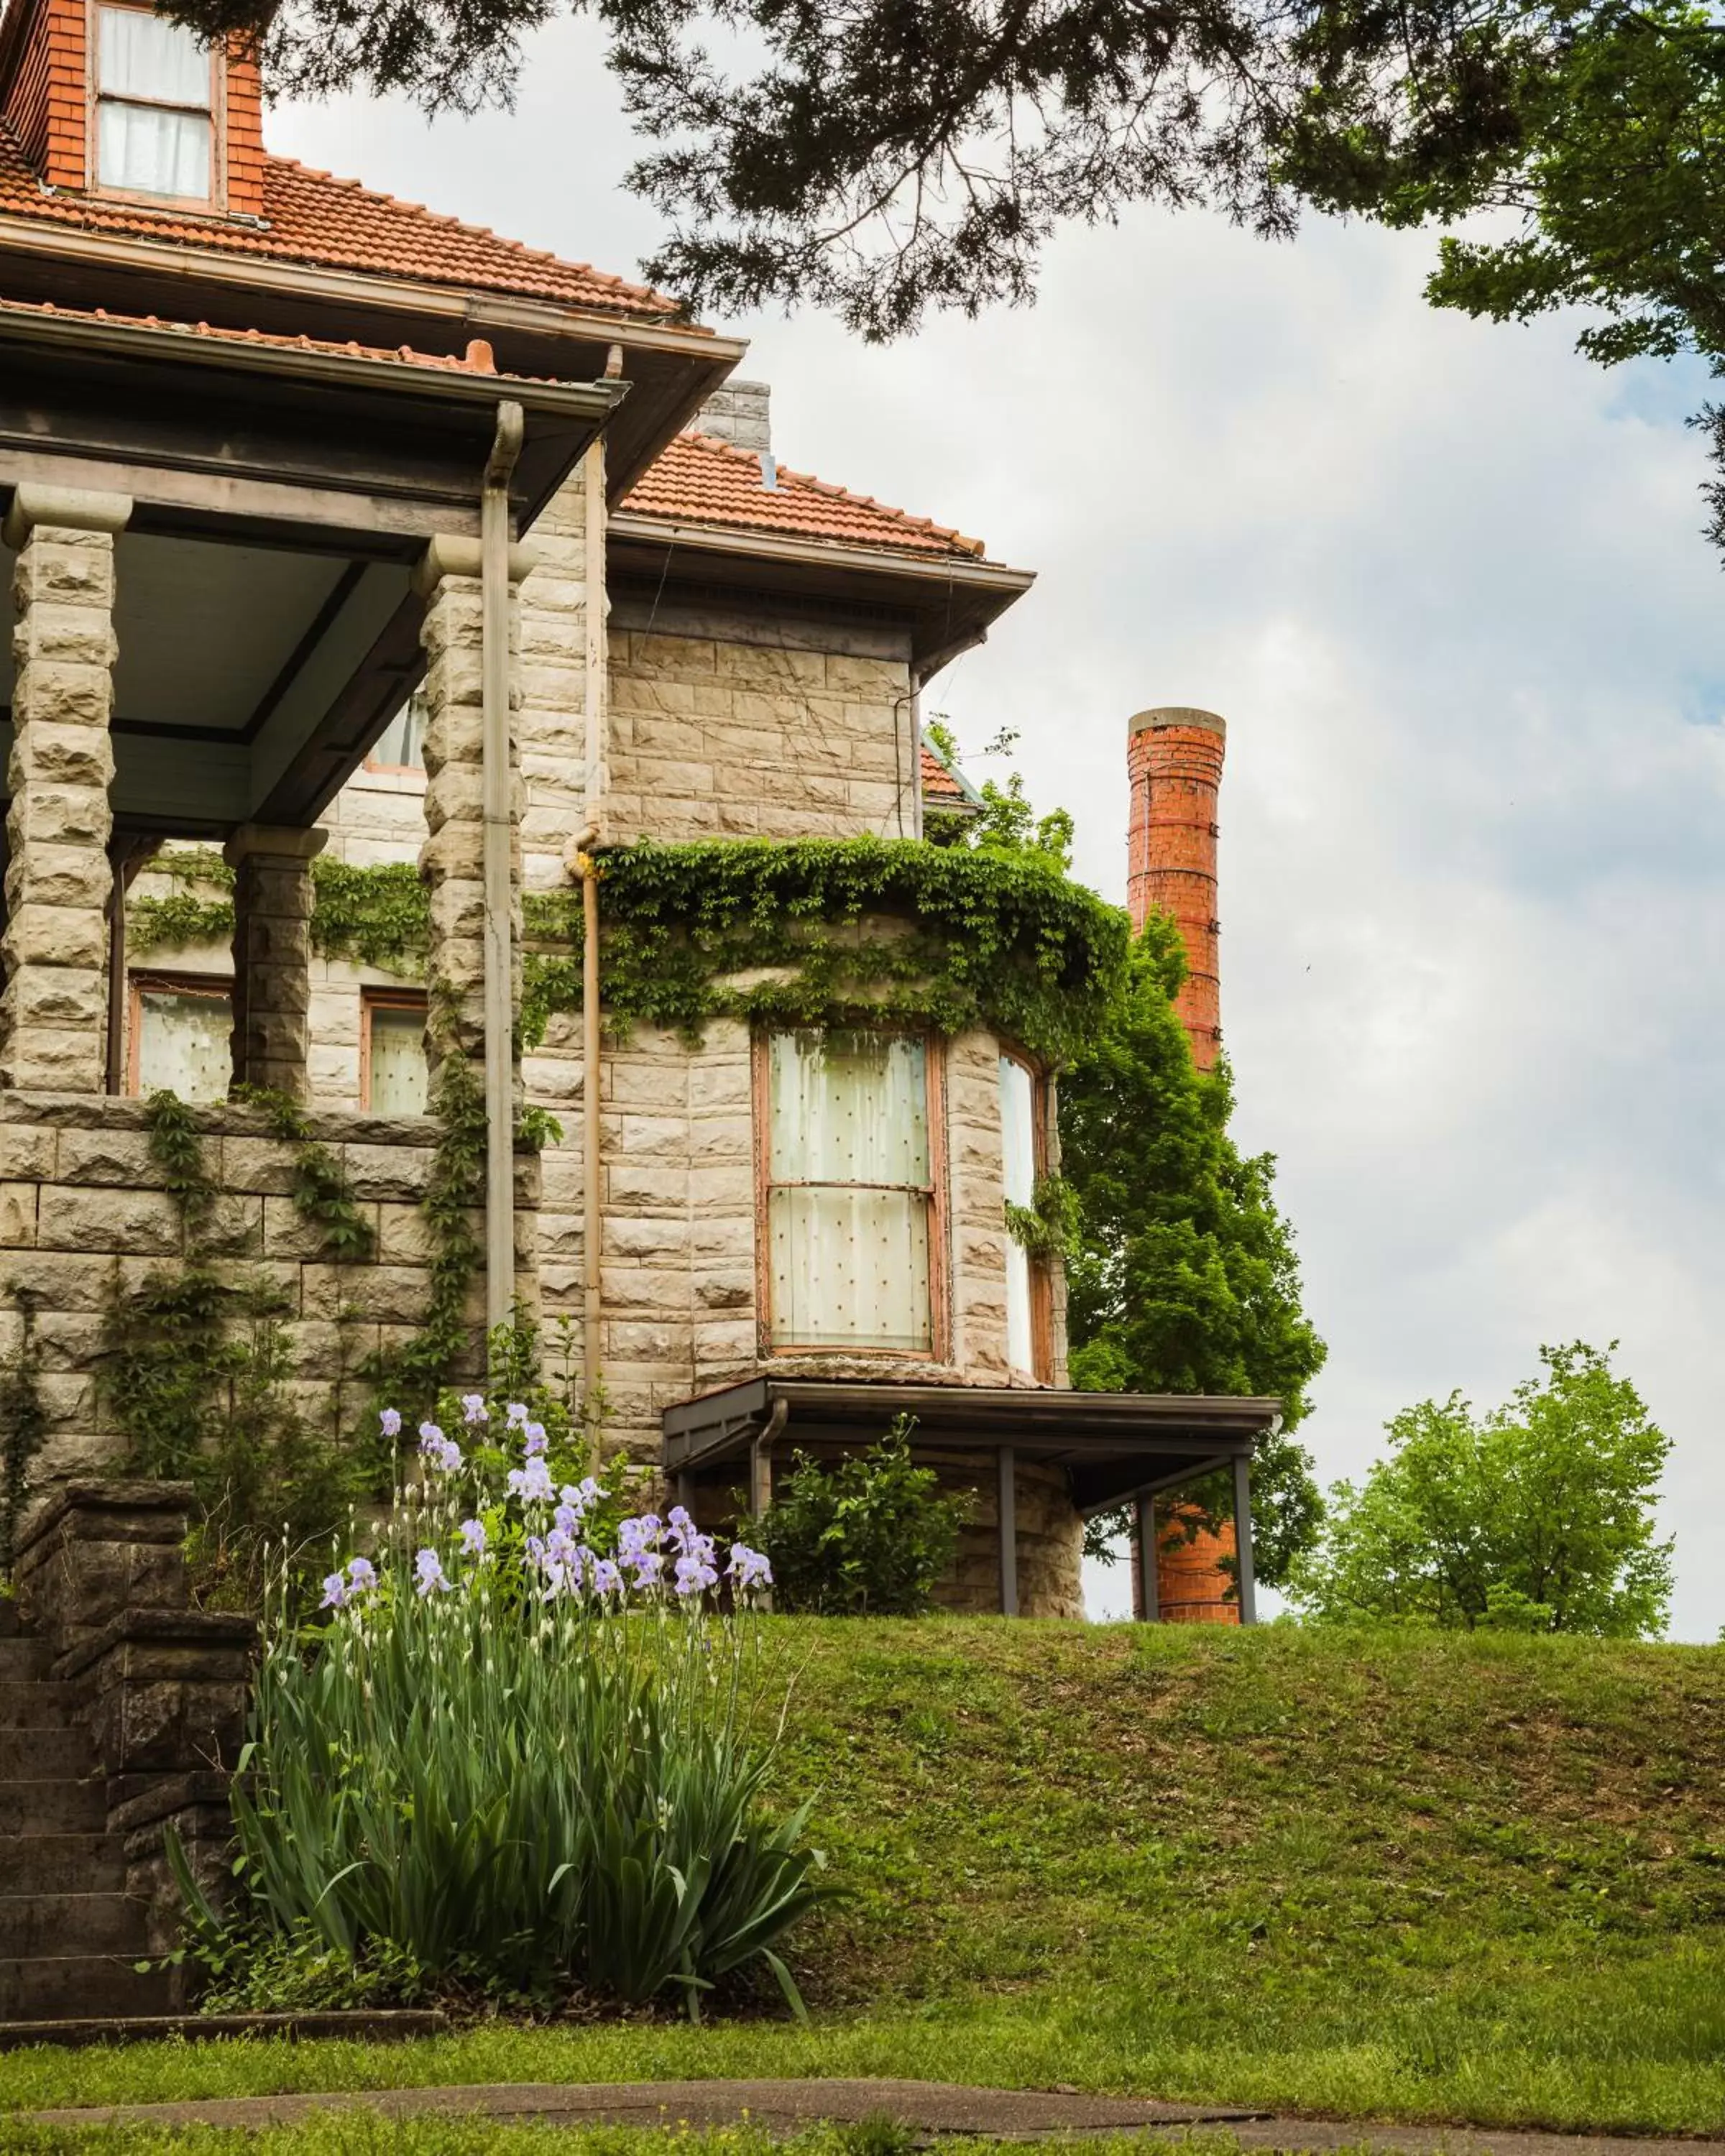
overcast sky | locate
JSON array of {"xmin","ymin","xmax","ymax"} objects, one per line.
[{"xmin": 275, "ymin": 22, "xmax": 1725, "ymax": 1639}]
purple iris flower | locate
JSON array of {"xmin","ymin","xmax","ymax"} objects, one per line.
[
  {"xmin": 414, "ymin": 1548, "xmax": 452, "ymax": 1597},
  {"xmin": 459, "ymin": 1518, "xmax": 487, "ymax": 1558},
  {"xmin": 321, "ymin": 1572, "xmax": 347, "ymax": 1610},
  {"xmin": 507, "ymin": 1456, "xmax": 555, "ymax": 1504},
  {"xmin": 379, "ymin": 1407, "xmax": 402, "ymax": 1439}
]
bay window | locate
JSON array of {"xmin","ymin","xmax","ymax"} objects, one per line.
[
  {"xmin": 95, "ymin": 5, "xmax": 216, "ymax": 203},
  {"xmin": 760, "ymin": 1029, "xmax": 942, "ymax": 1354}
]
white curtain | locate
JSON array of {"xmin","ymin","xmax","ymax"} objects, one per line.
[
  {"xmin": 768, "ymin": 1031, "xmax": 931, "ymax": 1350},
  {"xmin": 999, "ymin": 1054, "xmax": 1037, "ymax": 1373},
  {"xmin": 97, "ymin": 6, "xmax": 211, "ymax": 198},
  {"xmin": 97, "ymin": 101, "xmax": 211, "ymax": 196},
  {"xmin": 368, "ymin": 1007, "xmax": 428, "ymax": 1115},
  {"xmin": 134, "ymin": 986, "xmax": 230, "ymax": 1103},
  {"xmin": 98, "ymin": 9, "xmax": 211, "ymax": 101}
]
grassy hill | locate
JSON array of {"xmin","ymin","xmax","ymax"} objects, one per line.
[{"xmin": 6, "ymin": 1618, "xmax": 1725, "ymax": 2130}]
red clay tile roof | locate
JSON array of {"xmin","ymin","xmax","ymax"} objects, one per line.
[
  {"xmin": 0, "ymin": 121, "xmax": 694, "ymax": 323},
  {"xmin": 0, "ymin": 292, "xmax": 548, "ymax": 376},
  {"xmin": 620, "ymin": 429, "xmax": 989, "ymax": 561},
  {"xmin": 920, "ymin": 742, "xmax": 970, "ymax": 802}
]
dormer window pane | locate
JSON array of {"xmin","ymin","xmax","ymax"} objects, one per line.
[
  {"xmin": 96, "ymin": 102, "xmax": 211, "ymax": 197},
  {"xmin": 96, "ymin": 6, "xmax": 213, "ymax": 201},
  {"xmin": 98, "ymin": 8, "xmax": 212, "ymax": 102}
]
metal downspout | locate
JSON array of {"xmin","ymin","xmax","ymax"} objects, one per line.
[{"xmin": 482, "ymin": 400, "xmax": 525, "ymax": 1352}]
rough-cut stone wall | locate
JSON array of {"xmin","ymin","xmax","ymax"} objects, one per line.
[
  {"xmin": 0, "ymin": 1094, "xmax": 535, "ymax": 1485},
  {"xmin": 518, "ymin": 456, "xmax": 597, "ymax": 890},
  {"xmin": 606, "ymin": 623, "xmax": 917, "ymax": 843},
  {"xmin": 526, "ymin": 1013, "xmax": 758, "ymax": 1465},
  {"xmin": 1, "ymin": 508, "xmax": 123, "ymax": 1095},
  {"xmin": 226, "ymin": 824, "xmax": 324, "ymax": 1100}
]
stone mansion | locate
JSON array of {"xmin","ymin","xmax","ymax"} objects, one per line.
[{"xmin": 0, "ymin": 0, "xmax": 1276, "ymax": 1621}]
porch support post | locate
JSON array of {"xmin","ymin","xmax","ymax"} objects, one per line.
[
  {"xmin": 224, "ymin": 824, "xmax": 326, "ymax": 1100},
  {"xmin": 998, "ymin": 1446, "xmax": 1019, "ymax": 1617},
  {"xmin": 1232, "ymin": 1452, "xmax": 1259, "ymax": 1625},
  {"xmin": 1134, "ymin": 1492, "xmax": 1159, "ymax": 1622},
  {"xmin": 0, "ymin": 484, "xmax": 132, "ymax": 1094}
]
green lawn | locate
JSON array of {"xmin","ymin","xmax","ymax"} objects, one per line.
[{"xmin": 6, "ymin": 1620, "xmax": 1725, "ymax": 2132}]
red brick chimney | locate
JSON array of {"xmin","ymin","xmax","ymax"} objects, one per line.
[
  {"xmin": 1126, "ymin": 706, "xmax": 1225, "ymax": 1070},
  {"xmin": 1126, "ymin": 704, "xmax": 1238, "ymax": 1621}
]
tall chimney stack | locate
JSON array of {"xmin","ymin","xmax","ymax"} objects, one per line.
[
  {"xmin": 1126, "ymin": 706, "xmax": 1226, "ymax": 1069},
  {"xmin": 1126, "ymin": 705, "xmax": 1240, "ymax": 1623}
]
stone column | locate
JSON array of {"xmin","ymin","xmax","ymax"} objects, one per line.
[
  {"xmin": 413, "ymin": 535, "xmax": 526, "ymax": 1082},
  {"xmin": 224, "ymin": 823, "xmax": 327, "ymax": 1099},
  {"xmin": 0, "ymin": 484, "xmax": 132, "ymax": 1094}
]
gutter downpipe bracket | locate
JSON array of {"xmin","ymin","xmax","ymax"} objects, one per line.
[{"xmin": 482, "ymin": 398, "xmax": 525, "ymax": 1359}]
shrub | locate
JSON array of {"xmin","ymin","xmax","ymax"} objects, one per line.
[
  {"xmin": 745, "ymin": 1418, "xmax": 969, "ymax": 1616},
  {"xmin": 174, "ymin": 1385, "xmax": 834, "ymax": 2017}
]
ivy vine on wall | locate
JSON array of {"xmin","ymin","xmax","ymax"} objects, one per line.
[
  {"xmin": 127, "ymin": 836, "xmax": 1128, "ymax": 1069},
  {"xmin": 129, "ymin": 852, "xmax": 429, "ymax": 976},
  {"xmin": 523, "ymin": 837, "xmax": 1129, "ymax": 1067}
]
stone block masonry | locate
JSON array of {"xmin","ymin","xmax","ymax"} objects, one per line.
[
  {"xmin": 0, "ymin": 485, "xmax": 132, "ymax": 1095},
  {"xmin": 226, "ymin": 824, "xmax": 327, "ymax": 1101},
  {"xmin": 606, "ymin": 625, "xmax": 916, "ymax": 843},
  {"xmin": 0, "ymin": 1093, "xmax": 538, "ymax": 1488}
]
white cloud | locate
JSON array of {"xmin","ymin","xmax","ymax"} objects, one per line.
[{"xmin": 275, "ymin": 32, "xmax": 1725, "ymax": 1639}]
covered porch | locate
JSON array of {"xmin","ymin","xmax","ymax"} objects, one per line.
[
  {"xmin": 0, "ymin": 299, "xmax": 618, "ymax": 1105},
  {"xmin": 662, "ymin": 1375, "xmax": 1281, "ymax": 1621}
]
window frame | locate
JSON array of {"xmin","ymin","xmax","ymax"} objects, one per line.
[
  {"xmin": 753, "ymin": 1026, "xmax": 950, "ymax": 1363},
  {"xmin": 126, "ymin": 969, "xmax": 232, "ymax": 1100},
  {"xmin": 360, "ymin": 987, "xmax": 430, "ymax": 1115},
  {"xmin": 88, "ymin": 0, "xmax": 225, "ymax": 211},
  {"xmin": 1000, "ymin": 1044, "xmax": 1054, "ymax": 1382},
  {"xmin": 364, "ymin": 694, "xmax": 429, "ymax": 778}
]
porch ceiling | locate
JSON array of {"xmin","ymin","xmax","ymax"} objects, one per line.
[
  {"xmin": 661, "ymin": 1377, "xmax": 1283, "ymax": 1516},
  {"xmin": 0, "ymin": 305, "xmax": 622, "ymax": 832}
]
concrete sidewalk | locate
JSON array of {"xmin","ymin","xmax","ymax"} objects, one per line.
[{"xmin": 16, "ymin": 2076, "xmax": 1725, "ymax": 2153}]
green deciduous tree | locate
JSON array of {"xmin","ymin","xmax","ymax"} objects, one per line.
[
  {"xmin": 1287, "ymin": 1340, "xmax": 1674, "ymax": 1634},
  {"xmin": 1059, "ymin": 915, "xmax": 1327, "ymax": 1585}
]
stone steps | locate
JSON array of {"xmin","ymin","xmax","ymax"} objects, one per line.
[
  {"xmin": 0, "ymin": 1641, "xmax": 51, "ymax": 1683},
  {"xmin": 0, "ymin": 1778, "xmax": 106, "ymax": 1837},
  {"xmin": 0, "ymin": 1610, "xmax": 176, "ymax": 2022},
  {"xmin": 0, "ymin": 1892, "xmax": 146, "ymax": 1958},
  {"xmin": 0, "ymin": 1956, "xmax": 178, "ymax": 2022},
  {"xmin": 0, "ymin": 1682, "xmax": 80, "ymax": 1728},
  {"xmin": 0, "ymin": 1835, "xmax": 124, "ymax": 1895},
  {"xmin": 0, "ymin": 1729, "xmax": 91, "ymax": 1780}
]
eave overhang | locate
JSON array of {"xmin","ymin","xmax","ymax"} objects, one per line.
[
  {"xmin": 0, "ymin": 211, "xmax": 743, "ymax": 501},
  {"xmin": 661, "ymin": 1377, "xmax": 1282, "ymax": 1516},
  {"xmin": 607, "ymin": 512, "xmax": 1036, "ymax": 682}
]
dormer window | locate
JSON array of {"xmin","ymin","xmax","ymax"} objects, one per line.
[{"xmin": 94, "ymin": 5, "xmax": 216, "ymax": 203}]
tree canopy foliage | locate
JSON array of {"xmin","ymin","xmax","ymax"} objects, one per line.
[
  {"xmin": 1059, "ymin": 915, "xmax": 1327, "ymax": 1585},
  {"xmin": 170, "ymin": 0, "xmax": 1725, "ymax": 400},
  {"xmin": 921, "ymin": 723, "xmax": 1327, "ymax": 1586},
  {"xmin": 1287, "ymin": 1341, "xmax": 1674, "ymax": 1635}
]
